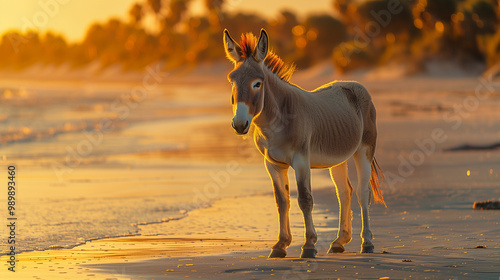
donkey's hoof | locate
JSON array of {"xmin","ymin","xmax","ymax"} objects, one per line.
[
  {"xmin": 361, "ymin": 244, "xmax": 374, "ymax": 253},
  {"xmin": 300, "ymin": 248, "xmax": 317, "ymax": 258},
  {"xmin": 328, "ymin": 244, "xmax": 345, "ymax": 254},
  {"xmin": 268, "ymin": 248, "xmax": 287, "ymax": 258}
]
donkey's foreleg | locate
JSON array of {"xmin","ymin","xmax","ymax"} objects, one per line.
[
  {"xmin": 354, "ymin": 147, "xmax": 374, "ymax": 253},
  {"xmin": 328, "ymin": 162, "xmax": 353, "ymax": 253},
  {"xmin": 265, "ymin": 159, "xmax": 291, "ymax": 258},
  {"xmin": 292, "ymin": 155, "xmax": 317, "ymax": 258}
]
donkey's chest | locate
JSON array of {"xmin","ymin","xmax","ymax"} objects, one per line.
[{"xmin": 254, "ymin": 136, "xmax": 290, "ymax": 166}]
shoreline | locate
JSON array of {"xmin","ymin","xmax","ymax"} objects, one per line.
[
  {"xmin": 0, "ymin": 192, "xmax": 265, "ymax": 257},
  {"xmin": 0, "ymin": 193, "xmax": 285, "ymax": 279}
]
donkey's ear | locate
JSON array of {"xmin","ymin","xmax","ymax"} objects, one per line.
[
  {"xmin": 253, "ymin": 29, "xmax": 268, "ymax": 62},
  {"xmin": 223, "ymin": 29, "xmax": 241, "ymax": 63}
]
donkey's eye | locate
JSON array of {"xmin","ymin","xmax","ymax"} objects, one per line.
[{"xmin": 252, "ymin": 81, "xmax": 262, "ymax": 89}]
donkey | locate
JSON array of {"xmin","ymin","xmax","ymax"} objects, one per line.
[{"xmin": 223, "ymin": 28, "xmax": 385, "ymax": 258}]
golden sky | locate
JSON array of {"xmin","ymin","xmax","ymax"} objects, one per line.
[{"xmin": 0, "ymin": 0, "xmax": 332, "ymax": 42}]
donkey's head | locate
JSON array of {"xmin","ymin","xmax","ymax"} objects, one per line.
[{"xmin": 223, "ymin": 29, "xmax": 269, "ymax": 135}]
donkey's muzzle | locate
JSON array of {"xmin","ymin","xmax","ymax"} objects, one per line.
[{"xmin": 232, "ymin": 120, "xmax": 249, "ymax": 135}]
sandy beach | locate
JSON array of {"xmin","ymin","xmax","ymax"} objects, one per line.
[{"xmin": 1, "ymin": 64, "xmax": 500, "ymax": 279}]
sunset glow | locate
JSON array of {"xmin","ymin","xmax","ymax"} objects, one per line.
[{"xmin": 0, "ymin": 0, "xmax": 331, "ymax": 42}]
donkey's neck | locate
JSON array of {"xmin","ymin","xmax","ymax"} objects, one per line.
[{"xmin": 253, "ymin": 69, "xmax": 302, "ymax": 135}]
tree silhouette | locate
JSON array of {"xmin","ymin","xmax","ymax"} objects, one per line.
[
  {"xmin": 0, "ymin": 0, "xmax": 499, "ymax": 72},
  {"xmin": 304, "ymin": 14, "xmax": 347, "ymax": 61},
  {"xmin": 129, "ymin": 3, "xmax": 144, "ymax": 25},
  {"xmin": 166, "ymin": 0, "xmax": 191, "ymax": 28},
  {"xmin": 147, "ymin": 0, "xmax": 162, "ymax": 16},
  {"xmin": 205, "ymin": 0, "xmax": 224, "ymax": 28}
]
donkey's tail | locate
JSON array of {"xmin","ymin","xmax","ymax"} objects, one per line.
[{"xmin": 370, "ymin": 158, "xmax": 387, "ymax": 207}]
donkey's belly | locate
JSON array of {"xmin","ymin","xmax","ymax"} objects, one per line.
[
  {"xmin": 309, "ymin": 150, "xmax": 354, "ymax": 169},
  {"xmin": 257, "ymin": 137, "xmax": 358, "ymax": 168}
]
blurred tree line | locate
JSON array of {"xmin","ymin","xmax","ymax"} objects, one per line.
[{"xmin": 0, "ymin": 0, "xmax": 499, "ymax": 73}]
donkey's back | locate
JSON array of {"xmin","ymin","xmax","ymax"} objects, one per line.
[{"xmin": 313, "ymin": 81, "xmax": 374, "ymax": 114}]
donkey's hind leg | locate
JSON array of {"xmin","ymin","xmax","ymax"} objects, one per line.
[
  {"xmin": 354, "ymin": 146, "xmax": 375, "ymax": 253},
  {"xmin": 265, "ymin": 159, "xmax": 292, "ymax": 258},
  {"xmin": 328, "ymin": 161, "xmax": 353, "ymax": 253}
]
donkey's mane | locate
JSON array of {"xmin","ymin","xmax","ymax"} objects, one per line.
[{"xmin": 239, "ymin": 33, "xmax": 295, "ymax": 82}]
